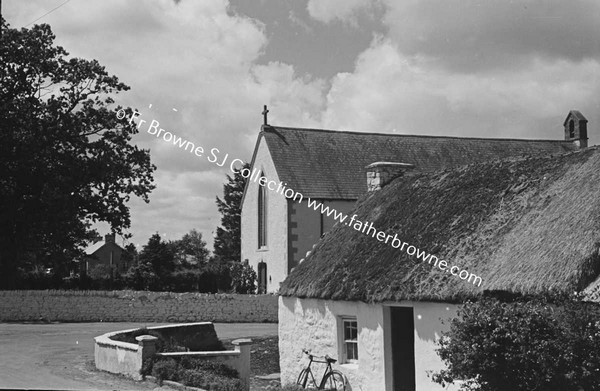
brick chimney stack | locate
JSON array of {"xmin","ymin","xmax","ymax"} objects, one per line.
[
  {"xmin": 366, "ymin": 162, "xmax": 415, "ymax": 191},
  {"xmin": 564, "ymin": 110, "xmax": 588, "ymax": 149},
  {"xmin": 105, "ymin": 233, "xmax": 115, "ymax": 244}
]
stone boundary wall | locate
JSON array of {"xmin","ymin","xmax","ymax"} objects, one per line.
[{"xmin": 0, "ymin": 290, "xmax": 278, "ymax": 323}]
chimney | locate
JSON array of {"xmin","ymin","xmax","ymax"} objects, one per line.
[
  {"xmin": 564, "ymin": 110, "xmax": 588, "ymax": 149},
  {"xmin": 105, "ymin": 233, "xmax": 115, "ymax": 244},
  {"xmin": 366, "ymin": 162, "xmax": 415, "ymax": 191}
]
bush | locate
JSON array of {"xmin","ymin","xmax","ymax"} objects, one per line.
[
  {"xmin": 151, "ymin": 358, "xmax": 179, "ymax": 384},
  {"xmin": 280, "ymin": 385, "xmax": 305, "ymax": 391},
  {"xmin": 433, "ymin": 295, "xmax": 600, "ymax": 391},
  {"xmin": 229, "ymin": 261, "xmax": 256, "ymax": 294},
  {"xmin": 149, "ymin": 357, "xmax": 243, "ymax": 391},
  {"xmin": 122, "ymin": 262, "xmax": 160, "ymax": 291},
  {"xmin": 179, "ymin": 357, "xmax": 239, "ymax": 378},
  {"xmin": 180, "ymin": 368, "xmax": 243, "ymax": 391}
]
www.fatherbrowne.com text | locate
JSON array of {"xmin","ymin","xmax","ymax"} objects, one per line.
[{"xmin": 122, "ymin": 108, "xmax": 483, "ymax": 287}]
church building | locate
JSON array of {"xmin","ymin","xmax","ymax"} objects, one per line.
[{"xmin": 240, "ymin": 110, "xmax": 588, "ymax": 293}]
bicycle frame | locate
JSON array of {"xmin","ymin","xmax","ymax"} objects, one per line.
[{"xmin": 298, "ymin": 351, "xmax": 337, "ymax": 389}]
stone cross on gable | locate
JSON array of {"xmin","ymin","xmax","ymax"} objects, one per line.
[{"xmin": 262, "ymin": 105, "xmax": 269, "ymax": 126}]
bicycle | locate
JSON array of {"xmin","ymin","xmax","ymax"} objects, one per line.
[{"xmin": 296, "ymin": 348, "xmax": 347, "ymax": 390}]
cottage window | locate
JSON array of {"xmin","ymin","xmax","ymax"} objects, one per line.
[
  {"xmin": 342, "ymin": 317, "xmax": 358, "ymax": 363},
  {"xmin": 258, "ymin": 171, "xmax": 267, "ymax": 248}
]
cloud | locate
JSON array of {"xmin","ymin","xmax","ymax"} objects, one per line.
[
  {"xmin": 6, "ymin": 0, "xmax": 599, "ymax": 250},
  {"xmin": 381, "ymin": 0, "xmax": 600, "ymax": 72},
  {"xmin": 307, "ymin": 0, "xmax": 375, "ymax": 24},
  {"xmin": 321, "ymin": 38, "xmax": 600, "ymax": 140},
  {"xmin": 4, "ymin": 0, "xmax": 326, "ymax": 248}
]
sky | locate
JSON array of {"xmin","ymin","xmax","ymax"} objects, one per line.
[{"xmin": 4, "ymin": 0, "xmax": 600, "ymax": 251}]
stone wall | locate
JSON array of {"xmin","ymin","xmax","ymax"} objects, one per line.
[{"xmin": 0, "ymin": 290, "xmax": 278, "ymax": 323}]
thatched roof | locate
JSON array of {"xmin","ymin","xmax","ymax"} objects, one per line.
[
  {"xmin": 256, "ymin": 126, "xmax": 577, "ymax": 200},
  {"xmin": 279, "ymin": 147, "xmax": 600, "ymax": 303}
]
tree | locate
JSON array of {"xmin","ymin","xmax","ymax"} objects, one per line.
[
  {"xmin": 172, "ymin": 229, "xmax": 210, "ymax": 268},
  {"xmin": 121, "ymin": 243, "xmax": 139, "ymax": 270},
  {"xmin": 135, "ymin": 233, "xmax": 175, "ymax": 290},
  {"xmin": 432, "ymin": 295, "xmax": 600, "ymax": 391},
  {"xmin": 229, "ymin": 261, "xmax": 256, "ymax": 294},
  {"xmin": 0, "ymin": 20, "xmax": 155, "ymax": 287},
  {"xmin": 213, "ymin": 163, "xmax": 250, "ymax": 263}
]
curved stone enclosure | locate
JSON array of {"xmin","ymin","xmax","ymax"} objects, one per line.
[{"xmin": 94, "ymin": 322, "xmax": 252, "ymax": 390}]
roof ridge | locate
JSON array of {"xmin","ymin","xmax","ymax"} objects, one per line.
[{"xmin": 267, "ymin": 125, "xmax": 574, "ymax": 143}]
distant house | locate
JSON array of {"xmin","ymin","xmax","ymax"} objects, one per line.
[
  {"xmin": 82, "ymin": 234, "xmax": 129, "ymax": 276},
  {"xmin": 241, "ymin": 111, "xmax": 587, "ymax": 293},
  {"xmin": 278, "ymin": 138, "xmax": 600, "ymax": 391}
]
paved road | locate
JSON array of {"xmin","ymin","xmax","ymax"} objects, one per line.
[{"xmin": 0, "ymin": 322, "xmax": 278, "ymax": 390}]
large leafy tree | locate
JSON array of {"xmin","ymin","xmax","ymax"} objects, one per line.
[
  {"xmin": 213, "ymin": 162, "xmax": 250, "ymax": 263},
  {"xmin": 0, "ymin": 20, "xmax": 155, "ymax": 287}
]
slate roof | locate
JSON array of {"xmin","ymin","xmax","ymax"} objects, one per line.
[
  {"xmin": 564, "ymin": 110, "xmax": 588, "ymax": 125},
  {"xmin": 279, "ymin": 147, "xmax": 600, "ymax": 303},
  {"xmin": 84, "ymin": 238, "xmax": 123, "ymax": 256},
  {"xmin": 84, "ymin": 241, "xmax": 105, "ymax": 255},
  {"xmin": 260, "ymin": 126, "xmax": 579, "ymax": 199}
]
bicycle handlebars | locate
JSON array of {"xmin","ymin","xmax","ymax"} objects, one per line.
[{"xmin": 302, "ymin": 348, "xmax": 337, "ymax": 363}]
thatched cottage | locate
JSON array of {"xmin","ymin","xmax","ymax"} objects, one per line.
[
  {"xmin": 241, "ymin": 111, "xmax": 587, "ymax": 293},
  {"xmin": 278, "ymin": 142, "xmax": 600, "ymax": 391}
]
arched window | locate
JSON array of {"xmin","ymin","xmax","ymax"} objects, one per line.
[
  {"xmin": 569, "ymin": 119, "xmax": 575, "ymax": 138},
  {"xmin": 258, "ymin": 171, "xmax": 267, "ymax": 248}
]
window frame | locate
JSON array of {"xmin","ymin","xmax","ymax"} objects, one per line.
[
  {"xmin": 257, "ymin": 171, "xmax": 267, "ymax": 249},
  {"xmin": 340, "ymin": 316, "xmax": 358, "ymax": 364},
  {"xmin": 569, "ymin": 119, "xmax": 575, "ymax": 138}
]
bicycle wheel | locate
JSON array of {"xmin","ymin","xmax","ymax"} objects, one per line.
[
  {"xmin": 297, "ymin": 368, "xmax": 313, "ymax": 388},
  {"xmin": 320, "ymin": 370, "xmax": 347, "ymax": 391}
]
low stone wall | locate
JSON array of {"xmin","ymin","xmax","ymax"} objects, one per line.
[
  {"xmin": 0, "ymin": 290, "xmax": 278, "ymax": 323},
  {"xmin": 94, "ymin": 322, "xmax": 252, "ymax": 390},
  {"xmin": 95, "ymin": 328, "xmax": 146, "ymax": 380}
]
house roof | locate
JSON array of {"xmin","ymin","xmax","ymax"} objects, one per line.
[
  {"xmin": 84, "ymin": 241, "xmax": 105, "ymax": 255},
  {"xmin": 84, "ymin": 240, "xmax": 123, "ymax": 256},
  {"xmin": 260, "ymin": 126, "xmax": 578, "ymax": 199},
  {"xmin": 279, "ymin": 147, "xmax": 600, "ymax": 303},
  {"xmin": 564, "ymin": 110, "xmax": 588, "ymax": 125}
]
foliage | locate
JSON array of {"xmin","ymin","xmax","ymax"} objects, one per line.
[
  {"xmin": 122, "ymin": 260, "xmax": 159, "ymax": 291},
  {"xmin": 229, "ymin": 261, "xmax": 257, "ymax": 294},
  {"xmin": 121, "ymin": 243, "xmax": 138, "ymax": 266},
  {"xmin": 432, "ymin": 295, "xmax": 600, "ymax": 391},
  {"xmin": 139, "ymin": 234, "xmax": 176, "ymax": 282},
  {"xmin": 172, "ymin": 229, "xmax": 210, "ymax": 268},
  {"xmin": 213, "ymin": 163, "xmax": 250, "ymax": 263},
  {"xmin": 120, "ymin": 233, "xmax": 175, "ymax": 291},
  {"xmin": 8, "ymin": 228, "xmax": 250, "ymax": 292},
  {"xmin": 279, "ymin": 385, "xmax": 305, "ymax": 391},
  {"xmin": 146, "ymin": 356, "xmax": 243, "ymax": 391},
  {"xmin": 151, "ymin": 358, "xmax": 180, "ymax": 384},
  {"xmin": 87, "ymin": 264, "xmax": 112, "ymax": 280},
  {"xmin": 0, "ymin": 19, "xmax": 155, "ymax": 288}
]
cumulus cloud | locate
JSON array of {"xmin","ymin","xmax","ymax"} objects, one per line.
[
  {"xmin": 6, "ymin": 0, "xmax": 599, "ymax": 249},
  {"xmin": 381, "ymin": 0, "xmax": 600, "ymax": 72},
  {"xmin": 5, "ymin": 0, "xmax": 326, "ymax": 247},
  {"xmin": 321, "ymin": 38, "xmax": 600, "ymax": 140},
  {"xmin": 307, "ymin": 0, "xmax": 376, "ymax": 24}
]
